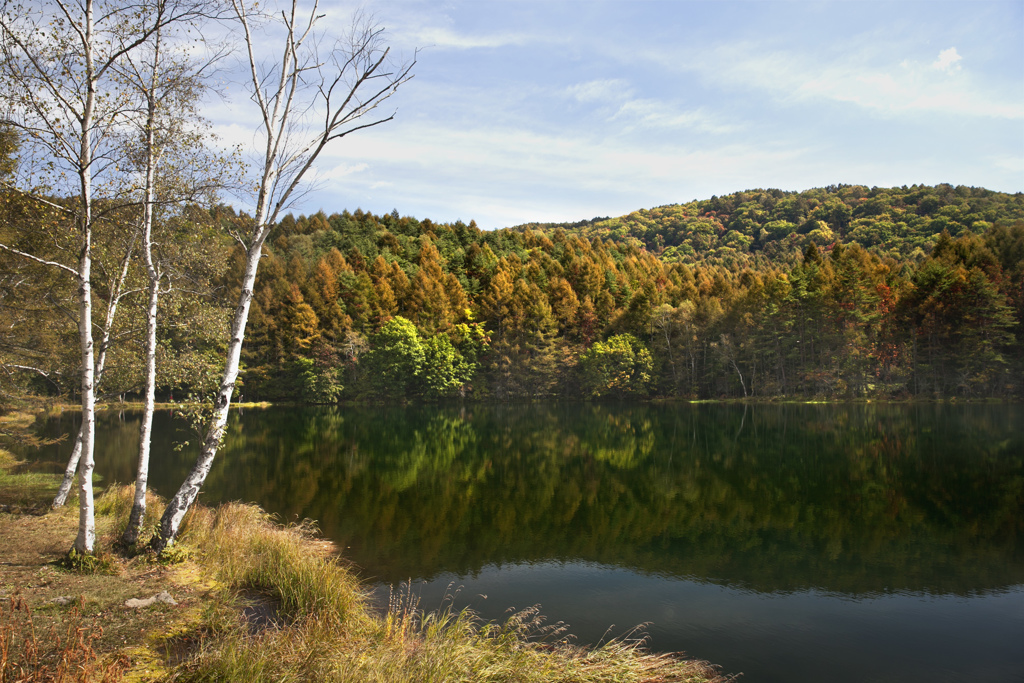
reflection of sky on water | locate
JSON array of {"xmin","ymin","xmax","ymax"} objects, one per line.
[{"xmin": 377, "ymin": 561, "xmax": 1024, "ymax": 683}]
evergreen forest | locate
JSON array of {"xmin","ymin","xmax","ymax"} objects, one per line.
[{"xmin": 4, "ymin": 183, "xmax": 1024, "ymax": 403}]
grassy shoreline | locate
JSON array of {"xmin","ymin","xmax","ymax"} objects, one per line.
[
  {"xmin": 32, "ymin": 392, "xmax": 1022, "ymax": 417},
  {"xmin": 0, "ymin": 430, "xmax": 731, "ymax": 682}
]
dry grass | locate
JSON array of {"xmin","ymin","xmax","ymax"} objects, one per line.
[
  {"xmin": 0, "ymin": 596, "xmax": 129, "ymax": 682},
  {"xmin": 172, "ymin": 502, "xmax": 731, "ymax": 683},
  {"xmin": 178, "ymin": 504, "xmax": 366, "ymax": 627},
  {"xmin": 1, "ymin": 441, "xmax": 732, "ymax": 682},
  {"xmin": 0, "ymin": 466, "xmax": 211, "ymax": 682}
]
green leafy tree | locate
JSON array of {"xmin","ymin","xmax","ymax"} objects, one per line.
[
  {"xmin": 364, "ymin": 316, "xmax": 425, "ymax": 398},
  {"xmin": 420, "ymin": 335, "xmax": 470, "ymax": 398},
  {"xmin": 294, "ymin": 355, "xmax": 343, "ymax": 403},
  {"xmin": 580, "ymin": 334, "xmax": 653, "ymax": 398},
  {"xmin": 419, "ymin": 320, "xmax": 490, "ymax": 398}
]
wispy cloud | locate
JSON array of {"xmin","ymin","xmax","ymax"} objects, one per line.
[
  {"xmin": 404, "ymin": 26, "xmax": 529, "ymax": 50},
  {"xmin": 563, "ymin": 81, "xmax": 737, "ymax": 134},
  {"xmin": 320, "ymin": 163, "xmax": 369, "ymax": 181},
  {"xmin": 648, "ymin": 41, "xmax": 1023, "ymax": 120},
  {"xmin": 310, "ymin": 118, "xmax": 810, "ymax": 227},
  {"xmin": 612, "ymin": 100, "xmax": 738, "ymax": 134},
  {"xmin": 566, "ymin": 79, "xmax": 632, "ymax": 104},
  {"xmin": 806, "ymin": 50, "xmax": 1023, "ymax": 119}
]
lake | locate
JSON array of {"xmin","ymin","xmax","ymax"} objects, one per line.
[{"xmin": 22, "ymin": 402, "xmax": 1024, "ymax": 682}]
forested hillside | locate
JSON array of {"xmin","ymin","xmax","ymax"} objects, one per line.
[
  {"xmin": 514, "ymin": 184, "xmax": 1024, "ymax": 265},
  {"xmin": 4, "ymin": 184, "xmax": 1023, "ymax": 403},
  {"xmin": 226, "ymin": 184, "xmax": 1024, "ymax": 401}
]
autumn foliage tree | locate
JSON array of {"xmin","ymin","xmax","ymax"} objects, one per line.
[{"xmin": 230, "ymin": 185, "xmax": 1021, "ymax": 403}]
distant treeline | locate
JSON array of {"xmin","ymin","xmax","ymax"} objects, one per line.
[
  {"xmin": 225, "ymin": 184, "xmax": 1024, "ymax": 401},
  {"xmin": 514, "ymin": 184, "xmax": 1022, "ymax": 265}
]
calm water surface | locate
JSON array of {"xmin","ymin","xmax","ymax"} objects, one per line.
[{"xmin": 23, "ymin": 403, "xmax": 1024, "ymax": 682}]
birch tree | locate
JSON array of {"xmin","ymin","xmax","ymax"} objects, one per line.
[
  {"xmin": 0, "ymin": 0, "xmax": 213, "ymax": 554},
  {"xmin": 51, "ymin": 224, "xmax": 138, "ymax": 508},
  {"xmin": 117, "ymin": 20, "xmax": 228, "ymax": 547},
  {"xmin": 151, "ymin": 0, "xmax": 414, "ymax": 552}
]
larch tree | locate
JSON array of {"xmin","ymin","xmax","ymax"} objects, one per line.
[{"xmin": 150, "ymin": 0, "xmax": 414, "ymax": 552}]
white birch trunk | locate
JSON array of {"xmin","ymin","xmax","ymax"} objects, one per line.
[
  {"xmin": 152, "ymin": 238, "xmax": 265, "ymax": 552},
  {"xmin": 123, "ymin": 259, "xmax": 158, "ymax": 545},
  {"xmin": 71, "ymin": 0, "xmax": 99, "ymax": 555},
  {"xmin": 731, "ymin": 357, "xmax": 748, "ymax": 398},
  {"xmin": 52, "ymin": 430, "xmax": 84, "ymax": 508},
  {"xmin": 75, "ymin": 250, "xmax": 97, "ymax": 555},
  {"xmin": 152, "ymin": 0, "xmax": 283, "ymax": 553},
  {"xmin": 124, "ymin": 50, "xmax": 162, "ymax": 546},
  {"xmin": 53, "ymin": 253, "xmax": 132, "ymax": 508}
]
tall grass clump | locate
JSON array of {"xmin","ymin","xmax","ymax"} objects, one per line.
[
  {"xmin": 177, "ymin": 502, "xmax": 366, "ymax": 626},
  {"xmin": 170, "ymin": 503, "xmax": 729, "ymax": 683},
  {"xmin": 335, "ymin": 594, "xmax": 730, "ymax": 683},
  {"xmin": 182, "ymin": 593, "xmax": 729, "ymax": 682}
]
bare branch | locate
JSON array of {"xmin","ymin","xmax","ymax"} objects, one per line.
[
  {"xmin": 4, "ymin": 363, "xmax": 56, "ymax": 378},
  {"xmin": 0, "ymin": 242, "xmax": 78, "ymax": 277},
  {"xmin": 153, "ymin": 0, "xmax": 414, "ymax": 552}
]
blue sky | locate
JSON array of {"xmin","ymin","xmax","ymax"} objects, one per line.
[{"xmin": 212, "ymin": 0, "xmax": 1024, "ymax": 229}]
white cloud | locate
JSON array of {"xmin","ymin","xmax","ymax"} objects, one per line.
[
  {"xmin": 208, "ymin": 120, "xmax": 259, "ymax": 150},
  {"xmin": 561, "ymin": 82, "xmax": 739, "ymax": 135},
  {"xmin": 612, "ymin": 100, "xmax": 738, "ymax": 134},
  {"xmin": 309, "ymin": 117, "xmax": 810, "ymax": 227},
  {"xmin": 669, "ymin": 41, "xmax": 1024, "ymax": 120},
  {"xmin": 322, "ymin": 162, "xmax": 369, "ymax": 180},
  {"xmin": 932, "ymin": 47, "xmax": 962, "ymax": 72},
  {"xmin": 406, "ymin": 26, "xmax": 529, "ymax": 50},
  {"xmin": 566, "ymin": 79, "xmax": 632, "ymax": 104}
]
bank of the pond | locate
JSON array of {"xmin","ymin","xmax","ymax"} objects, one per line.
[
  {"xmin": 34, "ymin": 392, "xmax": 1024, "ymax": 418},
  {"xmin": 0, "ymin": 436, "xmax": 730, "ymax": 683}
]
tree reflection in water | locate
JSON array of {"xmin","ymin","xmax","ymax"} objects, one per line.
[{"xmin": 27, "ymin": 402, "xmax": 1024, "ymax": 595}]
